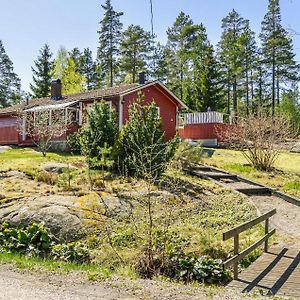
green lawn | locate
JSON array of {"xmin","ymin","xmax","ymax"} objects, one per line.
[
  {"xmin": 0, "ymin": 147, "xmax": 83, "ymax": 173},
  {"xmin": 203, "ymin": 148, "xmax": 300, "ymax": 197}
]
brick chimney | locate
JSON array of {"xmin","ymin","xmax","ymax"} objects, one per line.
[
  {"xmin": 51, "ymin": 79, "xmax": 62, "ymax": 100},
  {"xmin": 139, "ymin": 72, "xmax": 146, "ymax": 85}
]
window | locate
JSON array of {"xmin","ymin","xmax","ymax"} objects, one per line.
[{"xmin": 155, "ymin": 106, "xmax": 160, "ymax": 119}]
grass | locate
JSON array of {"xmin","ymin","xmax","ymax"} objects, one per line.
[
  {"xmin": 0, "ymin": 147, "xmax": 83, "ymax": 173},
  {"xmin": 203, "ymin": 148, "xmax": 300, "ymax": 197},
  {"xmin": 0, "ymin": 250, "xmax": 113, "ymax": 278}
]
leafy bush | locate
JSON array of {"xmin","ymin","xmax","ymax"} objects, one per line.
[
  {"xmin": 138, "ymin": 230, "xmax": 190, "ymax": 278},
  {"xmin": 52, "ymin": 242, "xmax": 90, "ymax": 263},
  {"xmin": 177, "ymin": 256, "xmax": 231, "ymax": 284},
  {"xmin": 0, "ymin": 223, "xmax": 53, "ymax": 256},
  {"xmin": 0, "ymin": 223, "xmax": 90, "ymax": 264},
  {"xmin": 67, "ymin": 132, "xmax": 81, "ymax": 154},
  {"xmin": 79, "ymin": 101, "xmax": 118, "ymax": 160},
  {"xmin": 171, "ymin": 142, "xmax": 203, "ymax": 170}
]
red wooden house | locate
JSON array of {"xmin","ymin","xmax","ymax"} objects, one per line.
[{"xmin": 0, "ymin": 80, "xmax": 187, "ymax": 147}]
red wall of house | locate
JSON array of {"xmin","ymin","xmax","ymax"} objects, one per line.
[
  {"xmin": 0, "ymin": 115, "xmax": 19, "ymax": 145},
  {"xmin": 178, "ymin": 123, "xmax": 232, "ymax": 142},
  {"xmin": 122, "ymin": 85, "xmax": 178, "ymax": 141}
]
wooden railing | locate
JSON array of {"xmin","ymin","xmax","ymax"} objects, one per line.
[
  {"xmin": 223, "ymin": 209, "xmax": 276, "ymax": 280},
  {"xmin": 178, "ymin": 112, "xmax": 225, "ymax": 127}
]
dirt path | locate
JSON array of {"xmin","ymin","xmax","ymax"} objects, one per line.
[
  {"xmin": 0, "ymin": 263, "xmax": 275, "ymax": 300},
  {"xmin": 0, "ymin": 264, "xmax": 134, "ymax": 300},
  {"xmin": 250, "ymin": 195, "xmax": 300, "ymax": 247}
]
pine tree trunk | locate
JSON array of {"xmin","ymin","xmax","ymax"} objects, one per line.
[
  {"xmin": 250, "ymin": 69, "xmax": 255, "ymax": 114},
  {"xmin": 259, "ymin": 66, "xmax": 263, "ymax": 107},
  {"xmin": 180, "ymin": 63, "xmax": 184, "ymax": 100},
  {"xmin": 276, "ymin": 73, "xmax": 280, "ymax": 105},
  {"xmin": 272, "ymin": 46, "xmax": 276, "ymax": 116},
  {"xmin": 246, "ymin": 68, "xmax": 249, "ymax": 116},
  {"xmin": 233, "ymin": 76, "xmax": 237, "ymax": 121}
]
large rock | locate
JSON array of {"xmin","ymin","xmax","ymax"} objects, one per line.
[
  {"xmin": 41, "ymin": 162, "xmax": 76, "ymax": 174},
  {"xmin": 0, "ymin": 195, "xmax": 86, "ymax": 242}
]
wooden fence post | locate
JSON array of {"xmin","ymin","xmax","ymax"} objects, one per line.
[
  {"xmin": 264, "ymin": 218, "xmax": 269, "ymax": 252},
  {"xmin": 234, "ymin": 234, "xmax": 239, "ymax": 280}
]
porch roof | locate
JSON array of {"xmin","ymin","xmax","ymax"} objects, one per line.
[{"xmin": 24, "ymin": 101, "xmax": 78, "ymax": 112}]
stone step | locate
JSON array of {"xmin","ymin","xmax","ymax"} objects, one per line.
[
  {"xmin": 237, "ymin": 187, "xmax": 271, "ymax": 196},
  {"xmin": 195, "ymin": 171, "xmax": 237, "ymax": 180}
]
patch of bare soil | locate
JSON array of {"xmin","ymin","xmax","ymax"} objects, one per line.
[
  {"xmin": 249, "ymin": 195, "xmax": 300, "ymax": 247},
  {"xmin": 0, "ymin": 263, "xmax": 274, "ymax": 300}
]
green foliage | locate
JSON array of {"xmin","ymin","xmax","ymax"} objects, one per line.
[
  {"xmin": 67, "ymin": 132, "xmax": 81, "ymax": 154},
  {"xmin": 120, "ymin": 25, "xmax": 153, "ymax": 83},
  {"xmin": 239, "ymin": 248, "xmax": 262, "ymax": 269},
  {"xmin": 114, "ymin": 92, "xmax": 178, "ymax": 179},
  {"xmin": 280, "ymin": 88, "xmax": 300, "ymax": 133},
  {"xmin": 0, "ymin": 40, "xmax": 21, "ymax": 108},
  {"xmin": 52, "ymin": 242, "xmax": 90, "ymax": 264},
  {"xmin": 0, "ymin": 223, "xmax": 53, "ymax": 256},
  {"xmin": 54, "ymin": 46, "xmax": 86, "ymax": 94},
  {"xmin": 0, "ymin": 223, "xmax": 90, "ymax": 264},
  {"xmin": 79, "ymin": 101, "xmax": 118, "ymax": 160},
  {"xmin": 177, "ymin": 256, "xmax": 231, "ymax": 284},
  {"xmin": 30, "ymin": 44, "xmax": 54, "ymax": 98},
  {"xmin": 111, "ymin": 228, "xmax": 137, "ymax": 247},
  {"xmin": 138, "ymin": 230, "xmax": 190, "ymax": 278},
  {"xmin": 97, "ymin": 0, "xmax": 123, "ymax": 87},
  {"xmin": 80, "ymin": 48, "xmax": 99, "ymax": 90},
  {"xmin": 260, "ymin": 0, "xmax": 299, "ymax": 115},
  {"xmin": 218, "ymin": 10, "xmax": 253, "ymax": 116},
  {"xmin": 171, "ymin": 142, "xmax": 203, "ymax": 170}
]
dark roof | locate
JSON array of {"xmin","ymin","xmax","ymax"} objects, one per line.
[
  {"xmin": 0, "ymin": 81, "xmax": 187, "ymax": 115},
  {"xmin": 0, "ymin": 83, "xmax": 139, "ymax": 115}
]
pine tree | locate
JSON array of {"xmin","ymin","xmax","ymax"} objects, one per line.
[
  {"xmin": 97, "ymin": 0, "xmax": 123, "ymax": 87},
  {"xmin": 54, "ymin": 47, "xmax": 86, "ymax": 94},
  {"xmin": 260, "ymin": 0, "xmax": 299, "ymax": 115},
  {"xmin": 149, "ymin": 43, "xmax": 167, "ymax": 82},
  {"xmin": 182, "ymin": 24, "xmax": 223, "ymax": 111},
  {"xmin": 218, "ymin": 10, "xmax": 247, "ymax": 117},
  {"xmin": 69, "ymin": 47, "xmax": 82, "ymax": 72},
  {"xmin": 30, "ymin": 44, "xmax": 54, "ymax": 98},
  {"xmin": 0, "ymin": 40, "xmax": 21, "ymax": 107},
  {"xmin": 165, "ymin": 12, "xmax": 193, "ymax": 100},
  {"xmin": 239, "ymin": 20, "xmax": 258, "ymax": 115},
  {"xmin": 79, "ymin": 48, "xmax": 99, "ymax": 90},
  {"xmin": 119, "ymin": 25, "xmax": 153, "ymax": 83}
]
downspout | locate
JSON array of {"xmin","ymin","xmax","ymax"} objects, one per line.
[{"xmin": 119, "ymin": 95, "xmax": 124, "ymax": 131}]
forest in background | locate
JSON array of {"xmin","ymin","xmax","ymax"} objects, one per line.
[{"xmin": 1, "ymin": 0, "xmax": 300, "ymax": 124}]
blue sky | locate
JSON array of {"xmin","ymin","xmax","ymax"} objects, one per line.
[{"xmin": 1, "ymin": 0, "xmax": 299, "ymax": 92}]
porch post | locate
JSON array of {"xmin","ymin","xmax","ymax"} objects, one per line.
[
  {"xmin": 49, "ymin": 109, "xmax": 52, "ymax": 125},
  {"xmin": 78, "ymin": 102, "xmax": 83, "ymax": 126},
  {"xmin": 22, "ymin": 115, "xmax": 26, "ymax": 141},
  {"xmin": 65, "ymin": 108, "xmax": 68, "ymax": 125}
]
